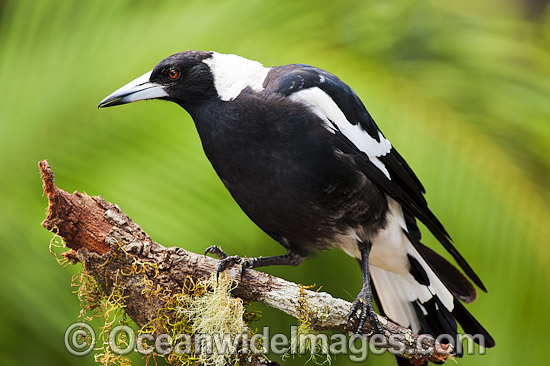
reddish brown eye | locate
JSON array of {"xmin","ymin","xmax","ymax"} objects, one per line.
[{"xmin": 168, "ymin": 69, "xmax": 179, "ymax": 80}]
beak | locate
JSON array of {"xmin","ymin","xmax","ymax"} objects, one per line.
[{"xmin": 98, "ymin": 71, "xmax": 169, "ymax": 108}]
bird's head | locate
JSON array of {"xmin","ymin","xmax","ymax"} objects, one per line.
[{"xmin": 98, "ymin": 50, "xmax": 217, "ymax": 109}]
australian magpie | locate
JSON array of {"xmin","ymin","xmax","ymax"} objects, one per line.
[{"xmin": 99, "ymin": 51, "xmax": 495, "ymax": 363}]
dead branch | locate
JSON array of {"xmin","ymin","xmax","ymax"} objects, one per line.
[{"xmin": 39, "ymin": 160, "xmax": 451, "ymax": 365}]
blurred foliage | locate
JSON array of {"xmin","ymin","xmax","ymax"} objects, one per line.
[{"xmin": 0, "ymin": 0, "xmax": 548, "ymax": 365}]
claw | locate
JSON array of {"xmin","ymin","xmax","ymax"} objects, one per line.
[
  {"xmin": 238, "ymin": 257, "xmax": 256, "ymax": 279},
  {"xmin": 205, "ymin": 246, "xmax": 253, "ymax": 281},
  {"xmin": 204, "ymin": 245, "xmax": 228, "ymax": 259},
  {"xmin": 215, "ymin": 255, "xmax": 242, "ymax": 281},
  {"xmin": 349, "ymin": 296, "xmax": 383, "ymax": 335},
  {"xmin": 239, "ymin": 261, "xmax": 247, "ymax": 279}
]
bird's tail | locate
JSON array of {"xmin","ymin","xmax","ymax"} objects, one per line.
[
  {"xmin": 370, "ymin": 244, "xmax": 457, "ymax": 340},
  {"xmin": 369, "ymin": 209, "xmax": 495, "ymax": 363}
]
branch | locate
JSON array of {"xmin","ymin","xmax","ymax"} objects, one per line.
[{"xmin": 39, "ymin": 160, "xmax": 451, "ymax": 365}]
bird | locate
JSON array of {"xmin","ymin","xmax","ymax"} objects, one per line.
[{"xmin": 99, "ymin": 50, "xmax": 495, "ymax": 364}]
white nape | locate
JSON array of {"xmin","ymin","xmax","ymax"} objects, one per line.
[{"xmin": 203, "ymin": 52, "xmax": 271, "ymax": 101}]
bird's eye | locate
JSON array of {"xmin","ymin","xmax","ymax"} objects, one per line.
[{"xmin": 168, "ymin": 69, "xmax": 180, "ymax": 80}]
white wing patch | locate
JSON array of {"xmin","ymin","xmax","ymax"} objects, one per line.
[
  {"xmin": 203, "ymin": 52, "xmax": 271, "ymax": 101},
  {"xmin": 289, "ymin": 87, "xmax": 392, "ymax": 179}
]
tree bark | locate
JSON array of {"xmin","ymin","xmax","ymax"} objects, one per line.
[{"xmin": 39, "ymin": 160, "xmax": 451, "ymax": 365}]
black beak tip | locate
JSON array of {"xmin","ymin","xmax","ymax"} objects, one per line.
[{"xmin": 98, "ymin": 97, "xmax": 122, "ymax": 109}]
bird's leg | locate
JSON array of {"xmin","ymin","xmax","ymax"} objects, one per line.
[
  {"xmin": 204, "ymin": 245, "xmax": 304, "ymax": 279},
  {"xmin": 349, "ymin": 241, "xmax": 383, "ymax": 335}
]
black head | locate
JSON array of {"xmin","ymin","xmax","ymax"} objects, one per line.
[{"xmin": 98, "ymin": 50, "xmax": 216, "ymax": 109}]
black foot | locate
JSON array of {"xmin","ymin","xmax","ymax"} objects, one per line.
[
  {"xmin": 204, "ymin": 246, "xmax": 306, "ymax": 280},
  {"xmin": 204, "ymin": 245, "xmax": 250, "ymax": 279},
  {"xmin": 349, "ymin": 291, "xmax": 383, "ymax": 335}
]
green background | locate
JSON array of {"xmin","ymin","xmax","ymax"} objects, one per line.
[{"xmin": 0, "ymin": 0, "xmax": 548, "ymax": 365}]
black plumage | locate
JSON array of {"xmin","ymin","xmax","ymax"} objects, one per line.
[{"xmin": 99, "ymin": 50, "xmax": 495, "ymax": 362}]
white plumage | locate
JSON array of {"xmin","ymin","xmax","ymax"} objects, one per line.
[
  {"xmin": 370, "ymin": 198, "xmax": 454, "ymax": 332},
  {"xmin": 203, "ymin": 52, "xmax": 270, "ymax": 101},
  {"xmin": 289, "ymin": 87, "xmax": 392, "ymax": 179}
]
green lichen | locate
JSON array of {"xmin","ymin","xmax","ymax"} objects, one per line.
[
  {"xmin": 287, "ymin": 284, "xmax": 332, "ymax": 365},
  {"xmin": 72, "ymin": 269, "xmax": 131, "ymax": 366},
  {"xmin": 66, "ymin": 243, "xmax": 261, "ymax": 366},
  {"xmin": 48, "ymin": 227, "xmax": 72, "ymax": 268}
]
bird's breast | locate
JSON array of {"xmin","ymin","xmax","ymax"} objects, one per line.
[{"xmin": 190, "ymin": 97, "xmax": 388, "ymax": 253}]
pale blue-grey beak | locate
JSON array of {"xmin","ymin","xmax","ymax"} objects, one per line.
[{"xmin": 98, "ymin": 71, "xmax": 169, "ymax": 108}]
